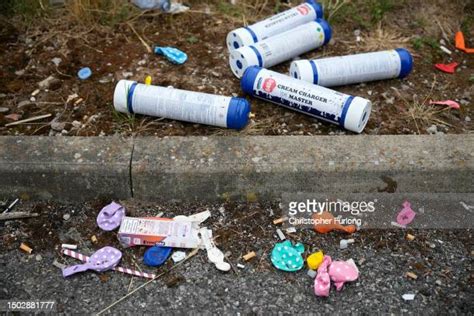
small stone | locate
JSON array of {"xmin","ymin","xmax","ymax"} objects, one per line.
[
  {"xmin": 51, "ymin": 57, "xmax": 62, "ymax": 66},
  {"xmin": 30, "ymin": 97, "xmax": 36, "ymax": 102},
  {"xmin": 122, "ymin": 71, "xmax": 133, "ymax": 78},
  {"xmin": 138, "ymin": 59, "xmax": 146, "ymax": 65},
  {"xmin": 71, "ymin": 121, "xmax": 81, "ymax": 128},
  {"xmin": 18, "ymin": 100, "xmax": 32, "ymax": 108},
  {"xmin": 435, "ymin": 279, "xmax": 442, "ymax": 286},
  {"xmin": 74, "ymin": 153, "xmax": 81, "ymax": 159},
  {"xmin": 0, "ymin": 107, "xmax": 9, "ymax": 114},
  {"xmin": 465, "ymin": 116, "xmax": 471, "ymax": 122},
  {"xmin": 15, "ymin": 69, "xmax": 25, "ymax": 76},
  {"xmin": 426, "ymin": 125, "xmax": 437, "ymax": 134},
  {"xmin": 35, "ymin": 254, "xmax": 42, "ymax": 261},
  {"xmin": 0, "ymin": 93, "xmax": 7, "ymax": 98},
  {"xmin": 51, "ymin": 121, "xmax": 66, "ymax": 131},
  {"xmin": 63, "ymin": 214, "xmax": 71, "ymax": 221}
]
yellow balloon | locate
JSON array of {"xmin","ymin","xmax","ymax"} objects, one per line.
[
  {"xmin": 145, "ymin": 76, "xmax": 152, "ymax": 85},
  {"xmin": 307, "ymin": 250, "xmax": 324, "ymax": 270}
]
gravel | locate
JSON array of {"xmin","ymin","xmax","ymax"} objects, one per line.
[{"xmin": 0, "ymin": 201, "xmax": 472, "ymax": 314}]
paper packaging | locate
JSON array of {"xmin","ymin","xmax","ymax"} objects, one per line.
[{"xmin": 118, "ymin": 216, "xmax": 201, "ymax": 248}]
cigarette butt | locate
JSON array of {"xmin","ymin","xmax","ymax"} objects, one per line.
[
  {"xmin": 406, "ymin": 272, "xmax": 418, "ymax": 280},
  {"xmin": 243, "ymin": 251, "xmax": 256, "ymax": 261},
  {"xmin": 276, "ymin": 229, "xmax": 286, "ymax": 241},
  {"xmin": 237, "ymin": 263, "xmax": 245, "ymax": 269},
  {"xmin": 91, "ymin": 235, "xmax": 98, "ymax": 244},
  {"xmin": 273, "ymin": 217, "xmax": 287, "ymax": 225},
  {"xmin": 406, "ymin": 234, "xmax": 415, "ymax": 241},
  {"xmin": 74, "ymin": 98, "xmax": 83, "ymax": 106},
  {"xmin": 61, "ymin": 244, "xmax": 77, "ymax": 250},
  {"xmin": 20, "ymin": 243, "xmax": 33, "ymax": 254},
  {"xmin": 248, "ymin": 112, "xmax": 256, "ymax": 119}
]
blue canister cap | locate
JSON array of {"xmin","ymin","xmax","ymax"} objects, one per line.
[
  {"xmin": 316, "ymin": 18, "xmax": 332, "ymax": 45},
  {"xmin": 395, "ymin": 48, "xmax": 413, "ymax": 79},
  {"xmin": 143, "ymin": 246, "xmax": 172, "ymax": 267},
  {"xmin": 241, "ymin": 66, "xmax": 262, "ymax": 95},
  {"xmin": 78, "ymin": 67, "xmax": 92, "ymax": 80},
  {"xmin": 227, "ymin": 97, "xmax": 251, "ymax": 130},
  {"xmin": 306, "ymin": 0, "xmax": 324, "ymax": 19}
]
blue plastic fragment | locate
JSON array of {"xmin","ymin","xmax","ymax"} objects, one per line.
[
  {"xmin": 78, "ymin": 67, "xmax": 92, "ymax": 80},
  {"xmin": 154, "ymin": 46, "xmax": 188, "ymax": 65},
  {"xmin": 143, "ymin": 246, "xmax": 172, "ymax": 267}
]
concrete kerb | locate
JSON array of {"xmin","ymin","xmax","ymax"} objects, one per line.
[
  {"xmin": 0, "ymin": 135, "xmax": 473, "ymax": 202},
  {"xmin": 0, "ymin": 136, "xmax": 133, "ymax": 201}
]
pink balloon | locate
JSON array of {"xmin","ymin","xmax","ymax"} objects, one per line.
[
  {"xmin": 328, "ymin": 259, "xmax": 359, "ymax": 291},
  {"xmin": 396, "ymin": 201, "xmax": 416, "ymax": 226},
  {"xmin": 314, "ymin": 255, "xmax": 332, "ymax": 297}
]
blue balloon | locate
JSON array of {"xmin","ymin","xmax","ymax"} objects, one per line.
[
  {"xmin": 143, "ymin": 245, "xmax": 172, "ymax": 267},
  {"xmin": 154, "ymin": 47, "xmax": 188, "ymax": 65}
]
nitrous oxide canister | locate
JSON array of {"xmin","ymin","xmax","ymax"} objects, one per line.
[
  {"xmin": 114, "ymin": 80, "xmax": 251, "ymax": 130},
  {"xmin": 289, "ymin": 48, "xmax": 413, "ymax": 87},
  {"xmin": 241, "ymin": 67, "xmax": 371, "ymax": 133},
  {"xmin": 229, "ymin": 19, "xmax": 331, "ymax": 78},
  {"xmin": 226, "ymin": 0, "xmax": 323, "ymax": 51}
]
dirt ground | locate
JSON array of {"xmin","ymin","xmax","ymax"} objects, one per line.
[{"xmin": 0, "ymin": 0, "xmax": 472, "ymax": 136}]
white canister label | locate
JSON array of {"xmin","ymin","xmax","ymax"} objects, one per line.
[
  {"xmin": 248, "ymin": 3, "xmax": 317, "ymax": 41},
  {"xmin": 314, "ymin": 50, "xmax": 401, "ymax": 86},
  {"xmin": 252, "ymin": 69, "xmax": 352, "ymax": 125},
  {"xmin": 254, "ymin": 21, "xmax": 325, "ymax": 68},
  {"xmin": 130, "ymin": 84, "xmax": 230, "ymax": 127}
]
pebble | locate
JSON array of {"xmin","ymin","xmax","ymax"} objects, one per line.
[
  {"xmin": 51, "ymin": 121, "xmax": 66, "ymax": 132},
  {"xmin": 52, "ymin": 57, "xmax": 62, "ymax": 66},
  {"xmin": 0, "ymin": 107, "xmax": 9, "ymax": 114},
  {"xmin": 0, "ymin": 93, "xmax": 6, "ymax": 98},
  {"xmin": 63, "ymin": 214, "xmax": 71, "ymax": 221},
  {"xmin": 465, "ymin": 116, "xmax": 471, "ymax": 122},
  {"xmin": 35, "ymin": 254, "xmax": 42, "ymax": 261},
  {"xmin": 426, "ymin": 125, "xmax": 437, "ymax": 134},
  {"xmin": 18, "ymin": 100, "xmax": 32, "ymax": 108},
  {"xmin": 74, "ymin": 153, "xmax": 81, "ymax": 159},
  {"xmin": 122, "ymin": 72, "xmax": 133, "ymax": 78},
  {"xmin": 15, "ymin": 69, "xmax": 25, "ymax": 76}
]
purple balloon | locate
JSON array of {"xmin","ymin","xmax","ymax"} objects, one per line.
[
  {"xmin": 63, "ymin": 247, "xmax": 122, "ymax": 277},
  {"xmin": 97, "ymin": 202, "xmax": 125, "ymax": 231}
]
